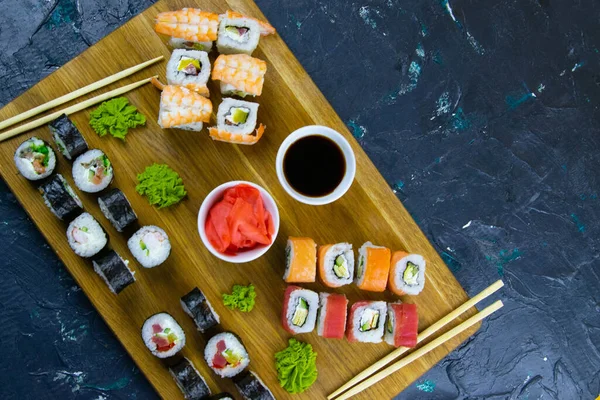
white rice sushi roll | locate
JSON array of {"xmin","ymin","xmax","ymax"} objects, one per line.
[
  {"xmin": 346, "ymin": 301, "xmax": 387, "ymax": 343},
  {"xmin": 204, "ymin": 332, "xmax": 250, "ymax": 378},
  {"xmin": 388, "ymin": 252, "xmax": 426, "ymax": 296},
  {"xmin": 49, "ymin": 114, "xmax": 88, "ymax": 160},
  {"xmin": 281, "ymin": 286, "xmax": 319, "ymax": 334},
  {"xmin": 208, "ymin": 98, "xmax": 264, "ymax": 145},
  {"xmin": 14, "ymin": 137, "xmax": 56, "ymax": 181},
  {"xmin": 166, "ymin": 49, "xmax": 211, "ymax": 94},
  {"xmin": 141, "ymin": 312, "xmax": 185, "ymax": 358},
  {"xmin": 72, "ymin": 149, "xmax": 113, "ymax": 193},
  {"xmin": 216, "ymin": 16, "xmax": 261, "ymax": 55},
  {"xmin": 127, "ymin": 225, "xmax": 171, "ymax": 268},
  {"xmin": 169, "ymin": 37, "xmax": 213, "ymax": 52},
  {"xmin": 318, "ymin": 243, "xmax": 354, "ymax": 287},
  {"xmin": 39, "ymin": 174, "xmax": 83, "ymax": 220},
  {"xmin": 92, "ymin": 250, "xmax": 135, "ymax": 294},
  {"xmin": 66, "ymin": 212, "xmax": 107, "ymax": 257},
  {"xmin": 169, "ymin": 357, "xmax": 211, "ymax": 400},
  {"xmin": 233, "ymin": 371, "xmax": 275, "ymax": 400}
]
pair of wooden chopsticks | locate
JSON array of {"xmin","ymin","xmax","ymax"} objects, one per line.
[
  {"xmin": 0, "ymin": 56, "xmax": 164, "ymax": 143},
  {"xmin": 329, "ymin": 280, "xmax": 505, "ymax": 400}
]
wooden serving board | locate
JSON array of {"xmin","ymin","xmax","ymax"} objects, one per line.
[{"xmin": 0, "ymin": 0, "xmax": 480, "ymax": 398}]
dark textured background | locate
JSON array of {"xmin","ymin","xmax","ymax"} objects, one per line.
[{"xmin": 1, "ymin": 0, "xmax": 599, "ymax": 399}]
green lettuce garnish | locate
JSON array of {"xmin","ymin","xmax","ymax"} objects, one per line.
[
  {"xmin": 89, "ymin": 97, "xmax": 146, "ymax": 140},
  {"xmin": 222, "ymin": 284, "xmax": 256, "ymax": 312},
  {"xmin": 135, "ymin": 163, "xmax": 187, "ymax": 208},
  {"xmin": 274, "ymin": 339, "xmax": 318, "ymax": 394}
]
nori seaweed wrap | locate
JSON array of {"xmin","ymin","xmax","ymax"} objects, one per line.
[
  {"xmin": 49, "ymin": 114, "xmax": 88, "ymax": 160},
  {"xmin": 169, "ymin": 357, "xmax": 211, "ymax": 400},
  {"xmin": 208, "ymin": 393, "xmax": 235, "ymax": 400},
  {"xmin": 38, "ymin": 174, "xmax": 83, "ymax": 220},
  {"xmin": 180, "ymin": 288, "xmax": 220, "ymax": 333},
  {"xmin": 233, "ymin": 371, "xmax": 275, "ymax": 400},
  {"xmin": 91, "ymin": 250, "xmax": 135, "ymax": 294},
  {"xmin": 98, "ymin": 188, "xmax": 137, "ymax": 232}
]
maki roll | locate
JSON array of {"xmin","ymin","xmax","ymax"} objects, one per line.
[
  {"xmin": 127, "ymin": 225, "xmax": 171, "ymax": 268},
  {"xmin": 281, "ymin": 285, "xmax": 318, "ymax": 334},
  {"xmin": 204, "ymin": 332, "xmax": 250, "ymax": 378},
  {"xmin": 318, "ymin": 243, "xmax": 354, "ymax": 287},
  {"xmin": 208, "ymin": 393, "xmax": 234, "ymax": 400},
  {"xmin": 72, "ymin": 149, "xmax": 113, "ymax": 193},
  {"xmin": 38, "ymin": 174, "xmax": 83, "ymax": 220},
  {"xmin": 388, "ymin": 252, "xmax": 426, "ymax": 296},
  {"xmin": 233, "ymin": 371, "xmax": 275, "ymax": 400},
  {"xmin": 166, "ymin": 49, "xmax": 211, "ymax": 94},
  {"xmin": 216, "ymin": 16, "xmax": 261, "ymax": 55},
  {"xmin": 169, "ymin": 37, "xmax": 213, "ymax": 52},
  {"xmin": 347, "ymin": 301, "xmax": 387, "ymax": 343},
  {"xmin": 66, "ymin": 212, "xmax": 107, "ymax": 257},
  {"xmin": 158, "ymin": 85, "xmax": 212, "ymax": 130},
  {"xmin": 92, "ymin": 250, "xmax": 135, "ymax": 294},
  {"xmin": 355, "ymin": 242, "xmax": 391, "ymax": 292},
  {"xmin": 14, "ymin": 137, "xmax": 56, "ymax": 181},
  {"xmin": 98, "ymin": 188, "xmax": 137, "ymax": 232},
  {"xmin": 208, "ymin": 98, "xmax": 265, "ymax": 145},
  {"xmin": 169, "ymin": 357, "xmax": 211, "ymax": 400},
  {"xmin": 283, "ymin": 237, "xmax": 316, "ymax": 283},
  {"xmin": 384, "ymin": 303, "xmax": 418, "ymax": 348},
  {"xmin": 180, "ymin": 287, "xmax": 220, "ymax": 333},
  {"xmin": 49, "ymin": 114, "xmax": 88, "ymax": 160},
  {"xmin": 317, "ymin": 292, "xmax": 348, "ymax": 339},
  {"xmin": 141, "ymin": 313, "xmax": 185, "ymax": 358},
  {"xmin": 212, "ymin": 54, "xmax": 267, "ymax": 97}
]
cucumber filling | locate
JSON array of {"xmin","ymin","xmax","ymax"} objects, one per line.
[
  {"xmin": 357, "ymin": 256, "xmax": 365, "ymax": 279},
  {"xmin": 359, "ymin": 308, "xmax": 379, "ymax": 332},
  {"xmin": 224, "ymin": 107, "xmax": 250, "ymax": 126},
  {"xmin": 403, "ymin": 261, "xmax": 420, "ymax": 286},
  {"xmin": 291, "ymin": 297, "xmax": 309, "ymax": 327},
  {"xmin": 225, "ymin": 25, "xmax": 250, "ymax": 42},
  {"xmin": 386, "ymin": 311, "xmax": 394, "ymax": 334},
  {"xmin": 332, "ymin": 254, "xmax": 350, "ymax": 279}
]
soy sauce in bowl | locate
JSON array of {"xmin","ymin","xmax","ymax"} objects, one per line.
[{"xmin": 282, "ymin": 135, "xmax": 346, "ymax": 197}]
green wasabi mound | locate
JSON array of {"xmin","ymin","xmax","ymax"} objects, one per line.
[
  {"xmin": 136, "ymin": 163, "xmax": 187, "ymax": 208},
  {"xmin": 89, "ymin": 97, "xmax": 146, "ymax": 140},
  {"xmin": 274, "ymin": 338, "xmax": 318, "ymax": 394},
  {"xmin": 222, "ymin": 284, "xmax": 256, "ymax": 312}
]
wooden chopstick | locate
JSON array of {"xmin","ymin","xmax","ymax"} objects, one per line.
[
  {"xmin": 333, "ymin": 300, "xmax": 504, "ymax": 400},
  {"xmin": 0, "ymin": 76, "xmax": 157, "ymax": 143},
  {"xmin": 0, "ymin": 56, "xmax": 163, "ymax": 131},
  {"xmin": 328, "ymin": 279, "xmax": 504, "ymax": 399}
]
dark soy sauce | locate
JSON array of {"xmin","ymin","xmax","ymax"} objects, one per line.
[{"xmin": 283, "ymin": 135, "xmax": 346, "ymax": 197}]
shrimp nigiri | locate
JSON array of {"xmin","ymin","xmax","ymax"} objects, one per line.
[
  {"xmin": 158, "ymin": 85, "xmax": 213, "ymax": 130},
  {"xmin": 155, "ymin": 8, "xmax": 219, "ymax": 42},
  {"xmin": 212, "ymin": 54, "xmax": 267, "ymax": 97}
]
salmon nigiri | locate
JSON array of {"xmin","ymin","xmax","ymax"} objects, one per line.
[
  {"xmin": 212, "ymin": 54, "xmax": 267, "ymax": 97},
  {"xmin": 158, "ymin": 85, "xmax": 212, "ymax": 130},
  {"xmin": 155, "ymin": 8, "xmax": 219, "ymax": 42}
]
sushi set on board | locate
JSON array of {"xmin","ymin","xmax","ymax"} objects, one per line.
[{"xmin": 0, "ymin": 0, "xmax": 505, "ymax": 399}]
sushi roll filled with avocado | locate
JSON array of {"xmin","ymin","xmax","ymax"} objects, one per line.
[
  {"xmin": 346, "ymin": 301, "xmax": 387, "ymax": 343},
  {"xmin": 216, "ymin": 16, "xmax": 261, "ymax": 55},
  {"xmin": 208, "ymin": 98, "xmax": 264, "ymax": 145},
  {"xmin": 142, "ymin": 313, "xmax": 185, "ymax": 358},
  {"xmin": 38, "ymin": 174, "xmax": 83, "ymax": 220},
  {"xmin": 169, "ymin": 357, "xmax": 211, "ymax": 400},
  {"xmin": 169, "ymin": 37, "xmax": 213, "ymax": 52},
  {"xmin": 92, "ymin": 250, "xmax": 135, "ymax": 294},
  {"xmin": 166, "ymin": 49, "xmax": 211, "ymax": 94},
  {"xmin": 180, "ymin": 287, "xmax": 220, "ymax": 333},
  {"xmin": 14, "ymin": 137, "xmax": 56, "ymax": 181},
  {"xmin": 318, "ymin": 243, "xmax": 354, "ymax": 287},
  {"xmin": 388, "ymin": 252, "xmax": 426, "ymax": 296},
  {"xmin": 49, "ymin": 114, "xmax": 88, "ymax": 160},
  {"xmin": 127, "ymin": 225, "xmax": 171, "ymax": 268},
  {"xmin": 66, "ymin": 212, "xmax": 107, "ymax": 258},
  {"xmin": 98, "ymin": 188, "xmax": 137, "ymax": 232},
  {"xmin": 204, "ymin": 332, "xmax": 250, "ymax": 378},
  {"xmin": 72, "ymin": 149, "xmax": 113, "ymax": 193},
  {"xmin": 281, "ymin": 285, "xmax": 318, "ymax": 334},
  {"xmin": 233, "ymin": 371, "xmax": 275, "ymax": 400}
]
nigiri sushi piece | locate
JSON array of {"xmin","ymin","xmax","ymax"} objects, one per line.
[
  {"xmin": 222, "ymin": 10, "xmax": 276, "ymax": 36},
  {"xmin": 283, "ymin": 237, "xmax": 317, "ymax": 283},
  {"xmin": 208, "ymin": 98, "xmax": 265, "ymax": 145},
  {"xmin": 384, "ymin": 302, "xmax": 418, "ymax": 348},
  {"xmin": 355, "ymin": 242, "xmax": 391, "ymax": 292},
  {"xmin": 155, "ymin": 8, "xmax": 219, "ymax": 43},
  {"xmin": 212, "ymin": 54, "xmax": 267, "ymax": 97},
  {"xmin": 317, "ymin": 292, "xmax": 348, "ymax": 339},
  {"xmin": 158, "ymin": 85, "xmax": 213, "ymax": 131},
  {"xmin": 388, "ymin": 251, "xmax": 426, "ymax": 296}
]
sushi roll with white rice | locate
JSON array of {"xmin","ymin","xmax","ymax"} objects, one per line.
[
  {"xmin": 14, "ymin": 137, "xmax": 56, "ymax": 181},
  {"xmin": 49, "ymin": 114, "xmax": 88, "ymax": 160},
  {"xmin": 169, "ymin": 357, "xmax": 211, "ymax": 400},
  {"xmin": 233, "ymin": 371, "xmax": 275, "ymax": 400},
  {"xmin": 204, "ymin": 332, "xmax": 250, "ymax": 378},
  {"xmin": 216, "ymin": 16, "xmax": 261, "ymax": 55},
  {"xmin": 318, "ymin": 243, "xmax": 354, "ymax": 287},
  {"xmin": 346, "ymin": 301, "xmax": 387, "ymax": 343},
  {"xmin": 142, "ymin": 312, "xmax": 185, "ymax": 358},
  {"xmin": 208, "ymin": 98, "xmax": 264, "ymax": 145},
  {"xmin": 38, "ymin": 174, "xmax": 83, "ymax": 220},
  {"xmin": 98, "ymin": 188, "xmax": 137, "ymax": 232},
  {"xmin": 72, "ymin": 149, "xmax": 113, "ymax": 193},
  {"xmin": 66, "ymin": 212, "xmax": 107, "ymax": 257},
  {"xmin": 92, "ymin": 250, "xmax": 135, "ymax": 294},
  {"xmin": 169, "ymin": 37, "xmax": 213, "ymax": 52},
  {"xmin": 127, "ymin": 225, "xmax": 171, "ymax": 268},
  {"xmin": 388, "ymin": 252, "xmax": 426, "ymax": 296},
  {"xmin": 281, "ymin": 285, "xmax": 319, "ymax": 334},
  {"xmin": 180, "ymin": 287, "xmax": 220, "ymax": 332},
  {"xmin": 166, "ymin": 49, "xmax": 211, "ymax": 94}
]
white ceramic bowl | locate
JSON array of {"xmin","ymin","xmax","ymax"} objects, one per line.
[
  {"xmin": 198, "ymin": 181, "xmax": 280, "ymax": 263},
  {"xmin": 276, "ymin": 125, "xmax": 356, "ymax": 205}
]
